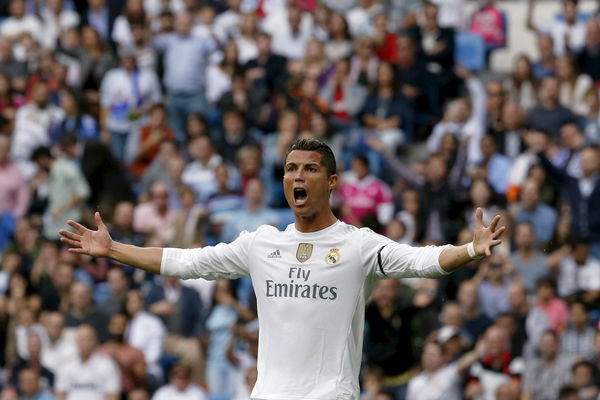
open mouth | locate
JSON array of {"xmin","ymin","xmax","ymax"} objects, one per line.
[{"xmin": 293, "ymin": 188, "xmax": 308, "ymax": 206}]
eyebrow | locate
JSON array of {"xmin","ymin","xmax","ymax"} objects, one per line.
[{"xmin": 285, "ymin": 162, "xmax": 322, "ymax": 168}]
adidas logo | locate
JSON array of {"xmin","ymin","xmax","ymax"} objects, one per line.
[{"xmin": 268, "ymin": 249, "xmax": 282, "ymax": 258}]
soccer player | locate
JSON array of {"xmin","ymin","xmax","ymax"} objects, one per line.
[{"xmin": 59, "ymin": 138, "xmax": 504, "ymax": 399}]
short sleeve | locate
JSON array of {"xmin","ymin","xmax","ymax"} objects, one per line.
[
  {"xmin": 160, "ymin": 230, "xmax": 254, "ymax": 280},
  {"xmin": 360, "ymin": 228, "xmax": 450, "ymax": 279}
]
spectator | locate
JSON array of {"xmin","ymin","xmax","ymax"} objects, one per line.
[
  {"xmin": 9, "ymin": 332, "xmax": 54, "ymax": 391},
  {"xmin": 555, "ymin": 121, "xmax": 586, "ymax": 179},
  {"xmin": 58, "ymin": 89, "xmax": 100, "ymax": 142},
  {"xmin": 206, "ymin": 40, "xmax": 240, "ymax": 105},
  {"xmin": 338, "ymin": 154, "xmax": 393, "ymax": 228},
  {"xmin": 522, "ymin": 330, "xmax": 575, "ymax": 400},
  {"xmin": 124, "ymin": 290, "xmax": 166, "ymax": 384},
  {"xmin": 0, "ymin": 0, "xmax": 43, "ymax": 44},
  {"xmin": 266, "ymin": 5, "xmax": 314, "ymax": 60},
  {"xmin": 182, "ymin": 136, "xmax": 223, "ymax": 203},
  {"xmin": 512, "ymin": 179, "xmax": 557, "ymax": 245},
  {"xmin": 456, "ymin": 280, "xmax": 493, "ymax": 345},
  {"xmin": 556, "ymin": 55, "xmax": 593, "ymax": 115},
  {"xmin": 561, "ymin": 301, "xmax": 595, "ymax": 358},
  {"xmin": 569, "ymin": 360, "xmax": 598, "ymax": 400},
  {"xmin": 0, "ymin": 134, "xmax": 28, "ymax": 219},
  {"xmin": 556, "ymin": 239, "xmax": 600, "ymax": 303},
  {"xmin": 132, "ymin": 181, "xmax": 175, "ymax": 243},
  {"xmin": 18, "ymin": 368, "xmax": 56, "ymax": 400},
  {"xmin": 504, "ymin": 55, "xmax": 538, "ymax": 111},
  {"xmin": 473, "ymin": 254, "xmax": 512, "ymax": 320},
  {"xmin": 40, "ymin": 312, "xmax": 77, "ymax": 376},
  {"xmin": 151, "ymin": 363, "xmax": 208, "ymax": 400},
  {"xmin": 99, "ymin": 313, "xmax": 147, "ymax": 394},
  {"xmin": 0, "ymin": 38, "xmax": 28, "ymax": 78},
  {"xmin": 64, "ymin": 281, "xmax": 108, "ymax": 342},
  {"xmin": 98, "ymin": 267, "xmax": 130, "ymax": 316},
  {"xmin": 533, "ymin": 276, "xmax": 569, "ymax": 333},
  {"xmin": 214, "ymin": 108, "xmax": 258, "ymax": 165},
  {"xmin": 30, "ymin": 146, "xmax": 90, "ymax": 241},
  {"xmin": 473, "ymin": 135, "xmax": 511, "ymax": 195},
  {"xmin": 153, "ymin": 11, "xmax": 216, "ymax": 141},
  {"xmin": 55, "ymin": 325, "xmax": 121, "ymax": 400},
  {"xmin": 99, "ymin": 46, "xmax": 162, "ymax": 161},
  {"xmin": 510, "ymin": 222, "xmax": 549, "ymax": 292},
  {"xmin": 39, "ymin": 0, "xmax": 80, "ymax": 50},
  {"xmin": 577, "ymin": 19, "xmax": 600, "ymax": 83},
  {"xmin": 525, "ymin": 77, "xmax": 576, "ymax": 140},
  {"xmin": 11, "ymin": 83, "xmax": 64, "ymax": 177},
  {"xmin": 221, "ymin": 178, "xmax": 279, "ymax": 243},
  {"xmin": 80, "ymin": 0, "xmax": 119, "ymax": 43}
]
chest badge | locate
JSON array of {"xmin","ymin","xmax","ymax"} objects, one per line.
[
  {"xmin": 296, "ymin": 243, "xmax": 313, "ymax": 263},
  {"xmin": 325, "ymin": 248, "xmax": 340, "ymax": 265}
]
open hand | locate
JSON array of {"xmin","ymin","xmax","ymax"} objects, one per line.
[
  {"xmin": 473, "ymin": 207, "xmax": 505, "ymax": 257},
  {"xmin": 59, "ymin": 212, "xmax": 112, "ymax": 258}
]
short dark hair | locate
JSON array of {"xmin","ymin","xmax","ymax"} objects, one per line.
[{"xmin": 286, "ymin": 138, "xmax": 336, "ymax": 176}]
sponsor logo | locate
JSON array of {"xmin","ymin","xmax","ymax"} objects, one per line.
[
  {"xmin": 325, "ymin": 248, "xmax": 340, "ymax": 265},
  {"xmin": 296, "ymin": 243, "xmax": 313, "ymax": 263},
  {"xmin": 267, "ymin": 249, "xmax": 282, "ymax": 259}
]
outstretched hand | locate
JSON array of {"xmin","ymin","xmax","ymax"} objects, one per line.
[
  {"xmin": 472, "ymin": 207, "xmax": 505, "ymax": 257},
  {"xmin": 59, "ymin": 212, "xmax": 112, "ymax": 258}
]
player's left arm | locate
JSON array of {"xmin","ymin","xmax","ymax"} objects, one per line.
[{"xmin": 438, "ymin": 207, "xmax": 505, "ymax": 273}]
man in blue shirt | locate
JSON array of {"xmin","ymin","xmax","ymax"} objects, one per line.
[
  {"xmin": 515, "ymin": 178, "xmax": 558, "ymax": 245},
  {"xmin": 153, "ymin": 12, "xmax": 217, "ymax": 142}
]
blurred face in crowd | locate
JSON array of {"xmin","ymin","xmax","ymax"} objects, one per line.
[
  {"xmin": 215, "ymin": 164, "xmax": 229, "ymax": 188},
  {"xmin": 27, "ymin": 333, "xmax": 42, "ymax": 359},
  {"xmin": 470, "ymin": 180, "xmax": 492, "ymax": 208},
  {"xmin": 563, "ymin": 0, "xmax": 578, "ymax": 24},
  {"xmin": 514, "ymin": 223, "xmax": 536, "ymax": 249},
  {"xmin": 495, "ymin": 381, "xmax": 520, "ymax": 400},
  {"xmin": 441, "ymin": 303, "xmax": 463, "ymax": 327},
  {"xmin": 556, "ymin": 56, "xmax": 575, "ymax": 80},
  {"xmin": 425, "ymin": 155, "xmax": 447, "ymax": 183},
  {"xmin": 457, "ymin": 280, "xmax": 479, "ymax": 310},
  {"xmin": 108, "ymin": 313, "xmax": 127, "ymax": 342},
  {"xmin": 44, "ymin": 312, "xmax": 65, "ymax": 342},
  {"xmin": 536, "ymin": 281, "xmax": 555, "ymax": 302},
  {"xmin": 386, "ymin": 219, "xmax": 406, "ymax": 242},
  {"xmin": 113, "ymin": 201, "xmax": 134, "ymax": 230},
  {"xmin": 175, "ymin": 12, "xmax": 193, "ymax": 36},
  {"xmin": 586, "ymin": 19, "xmax": 600, "ymax": 46},
  {"xmin": 539, "ymin": 77, "xmax": 560, "ymax": 105},
  {"xmin": 513, "ymin": 55, "xmax": 532, "ymax": 81},
  {"xmin": 257, "ymin": 33, "xmax": 272, "ymax": 55},
  {"xmin": 189, "ymin": 136, "xmax": 214, "ymax": 163},
  {"xmin": 520, "ymin": 179, "xmax": 541, "ymax": 209},
  {"xmin": 372, "ymin": 279, "xmax": 398, "ymax": 309},
  {"xmin": 537, "ymin": 34, "xmax": 554, "ymax": 58},
  {"xmin": 569, "ymin": 302, "xmax": 589, "ymax": 328},
  {"xmin": 423, "ymin": 3, "xmax": 439, "ymax": 31},
  {"xmin": 396, "ymin": 35, "xmax": 416, "ymax": 65},
  {"xmin": 486, "ymin": 81, "xmax": 505, "ymax": 110},
  {"xmin": 401, "ymin": 189, "xmax": 420, "ymax": 216},
  {"xmin": 9, "ymin": 0, "xmax": 25, "ymax": 18},
  {"xmin": 18, "ymin": 369, "xmax": 40, "ymax": 397},
  {"xmin": 223, "ymin": 111, "xmax": 244, "ymax": 135},
  {"xmin": 170, "ymin": 365, "xmax": 192, "ymax": 391},
  {"xmin": 484, "ymin": 326, "xmax": 509, "ymax": 357},
  {"xmin": 572, "ymin": 242, "xmax": 590, "ymax": 265},
  {"xmin": 88, "ymin": 0, "xmax": 106, "ymax": 10},
  {"xmin": 126, "ymin": 291, "xmax": 144, "ymax": 315},
  {"xmin": 53, "ymin": 262, "xmax": 74, "ymax": 291},
  {"xmin": 59, "ymin": 91, "xmax": 78, "ymax": 115},
  {"xmin": 70, "ymin": 282, "xmax": 93, "ymax": 312},
  {"xmin": 150, "ymin": 181, "xmax": 169, "ymax": 211},
  {"xmin": 288, "ymin": 6, "xmax": 302, "ymax": 32},
  {"xmin": 480, "ymin": 135, "xmax": 497, "ymax": 159},
  {"xmin": 76, "ymin": 325, "xmax": 98, "ymax": 359},
  {"xmin": 559, "ymin": 122, "xmax": 584, "ymax": 150},
  {"xmin": 128, "ymin": 389, "xmax": 150, "ymax": 400},
  {"xmin": 485, "ymin": 254, "xmax": 506, "ymax": 282},
  {"xmin": 283, "ymin": 149, "xmax": 338, "ymax": 219},
  {"xmin": 351, "ymin": 157, "xmax": 369, "ymax": 180},
  {"xmin": 572, "ymin": 363, "xmax": 594, "ymax": 389},
  {"xmin": 580, "ymin": 147, "xmax": 599, "ymax": 177},
  {"xmin": 32, "ymin": 83, "xmax": 49, "ymax": 109},
  {"xmin": 376, "ymin": 62, "xmax": 394, "ymax": 88},
  {"xmin": 421, "ymin": 342, "xmax": 445, "ymax": 372},
  {"xmin": 0, "ymin": 134, "xmax": 10, "ymax": 165},
  {"xmin": 538, "ymin": 332, "xmax": 559, "ymax": 360},
  {"xmin": 244, "ymin": 179, "xmax": 264, "ymax": 208},
  {"xmin": 107, "ymin": 267, "xmax": 128, "ymax": 295}
]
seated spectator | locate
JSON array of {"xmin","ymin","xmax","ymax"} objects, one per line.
[
  {"xmin": 206, "ymin": 40, "xmax": 240, "ymax": 105},
  {"xmin": 555, "ymin": 121, "xmax": 586, "ymax": 179},
  {"xmin": 167, "ymin": 186, "xmax": 207, "ymax": 248},
  {"xmin": 464, "ymin": 180, "xmax": 501, "ymax": 232},
  {"xmin": 125, "ymin": 290, "xmax": 166, "ymax": 384},
  {"xmin": 109, "ymin": 201, "xmax": 146, "ymax": 249},
  {"xmin": 0, "ymin": 0, "xmax": 43, "ymax": 44},
  {"xmin": 221, "ymin": 178, "xmax": 279, "ymax": 244},
  {"xmin": 534, "ymin": 276, "xmax": 569, "ymax": 333},
  {"xmin": 512, "ymin": 179, "xmax": 557, "ymax": 246},
  {"xmin": 525, "ymin": 77, "xmax": 576, "ymax": 140},
  {"xmin": 206, "ymin": 164, "xmax": 245, "ymax": 240},
  {"xmin": 556, "ymin": 239, "xmax": 600, "ymax": 304},
  {"xmin": 406, "ymin": 339, "xmax": 486, "ymax": 400},
  {"xmin": 569, "ymin": 360, "xmax": 599, "ymax": 400},
  {"xmin": 129, "ymin": 103, "xmax": 175, "ymax": 178},
  {"xmin": 58, "ymin": 89, "xmax": 100, "ymax": 142},
  {"xmin": 182, "ymin": 135, "xmax": 223, "ymax": 203},
  {"xmin": 18, "ymin": 368, "xmax": 56, "ymax": 400},
  {"xmin": 133, "ymin": 181, "xmax": 175, "ymax": 243},
  {"xmin": 40, "ymin": 312, "xmax": 77, "ymax": 376},
  {"xmin": 99, "ymin": 313, "xmax": 147, "ymax": 394},
  {"xmin": 64, "ymin": 281, "xmax": 109, "ymax": 342},
  {"xmin": 349, "ymin": 36, "xmax": 378, "ymax": 88},
  {"xmin": 556, "ymin": 55, "xmax": 593, "ymax": 115},
  {"xmin": 510, "ymin": 222, "xmax": 549, "ymax": 292},
  {"xmin": 338, "ymin": 154, "xmax": 393, "ymax": 229},
  {"xmin": 576, "ymin": 19, "xmax": 600, "ymax": 83},
  {"xmin": 151, "ymin": 363, "xmax": 208, "ymax": 400},
  {"xmin": 55, "ymin": 325, "xmax": 121, "ymax": 400},
  {"xmin": 561, "ymin": 300, "xmax": 595, "ymax": 358},
  {"xmin": 522, "ymin": 330, "xmax": 576, "ymax": 400},
  {"xmin": 9, "ymin": 332, "xmax": 54, "ymax": 392},
  {"xmin": 473, "ymin": 254, "xmax": 512, "ymax": 320},
  {"xmin": 0, "ymin": 134, "xmax": 28, "ymax": 219},
  {"xmin": 98, "ymin": 267, "xmax": 130, "ymax": 316},
  {"xmin": 456, "ymin": 280, "xmax": 493, "ymax": 345},
  {"xmin": 504, "ymin": 55, "xmax": 538, "ymax": 111}
]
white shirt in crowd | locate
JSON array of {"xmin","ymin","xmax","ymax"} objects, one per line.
[
  {"xmin": 161, "ymin": 220, "xmax": 449, "ymax": 399},
  {"xmin": 558, "ymin": 255, "xmax": 600, "ymax": 298},
  {"xmin": 261, "ymin": 9, "xmax": 314, "ymax": 59},
  {"xmin": 41, "ymin": 328, "xmax": 78, "ymax": 375},
  {"xmin": 125, "ymin": 310, "xmax": 166, "ymax": 379},
  {"xmin": 55, "ymin": 352, "xmax": 121, "ymax": 400},
  {"xmin": 39, "ymin": 8, "xmax": 80, "ymax": 48},
  {"xmin": 0, "ymin": 15, "xmax": 43, "ymax": 43},
  {"xmin": 152, "ymin": 383, "xmax": 208, "ymax": 400},
  {"xmin": 542, "ymin": 19, "xmax": 586, "ymax": 56},
  {"xmin": 406, "ymin": 363, "xmax": 462, "ymax": 400}
]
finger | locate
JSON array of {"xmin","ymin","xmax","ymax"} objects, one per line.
[
  {"xmin": 489, "ymin": 215, "xmax": 501, "ymax": 232},
  {"xmin": 60, "ymin": 237, "xmax": 82, "ymax": 248},
  {"xmin": 95, "ymin": 212, "xmax": 107, "ymax": 230},
  {"xmin": 490, "ymin": 239, "xmax": 502, "ymax": 247},
  {"xmin": 67, "ymin": 220, "xmax": 89, "ymax": 234},
  {"xmin": 68, "ymin": 248, "xmax": 88, "ymax": 254},
  {"xmin": 492, "ymin": 226, "xmax": 506, "ymax": 239},
  {"xmin": 59, "ymin": 229, "xmax": 81, "ymax": 242},
  {"xmin": 475, "ymin": 207, "xmax": 483, "ymax": 230},
  {"xmin": 485, "ymin": 246, "xmax": 492, "ymax": 257}
]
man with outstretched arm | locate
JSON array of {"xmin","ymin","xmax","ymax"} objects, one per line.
[{"xmin": 60, "ymin": 138, "xmax": 504, "ymax": 400}]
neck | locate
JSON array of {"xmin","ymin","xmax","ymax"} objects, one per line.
[
  {"xmin": 294, "ymin": 209, "xmax": 337, "ymax": 233},
  {"xmin": 518, "ymin": 246, "xmax": 534, "ymax": 258}
]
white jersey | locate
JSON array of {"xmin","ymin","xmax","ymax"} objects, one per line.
[{"xmin": 161, "ymin": 220, "xmax": 449, "ymax": 399}]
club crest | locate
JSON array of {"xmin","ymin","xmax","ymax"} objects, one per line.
[
  {"xmin": 296, "ymin": 243, "xmax": 313, "ymax": 263},
  {"xmin": 325, "ymin": 248, "xmax": 340, "ymax": 265}
]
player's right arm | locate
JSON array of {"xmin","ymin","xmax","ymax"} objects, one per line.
[
  {"xmin": 59, "ymin": 212, "xmax": 163, "ymax": 274},
  {"xmin": 60, "ymin": 212, "xmax": 252, "ymax": 279}
]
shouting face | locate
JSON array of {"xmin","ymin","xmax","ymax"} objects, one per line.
[{"xmin": 284, "ymin": 150, "xmax": 337, "ymax": 219}]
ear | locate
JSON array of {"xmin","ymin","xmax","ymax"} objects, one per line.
[{"xmin": 328, "ymin": 174, "xmax": 338, "ymax": 192}]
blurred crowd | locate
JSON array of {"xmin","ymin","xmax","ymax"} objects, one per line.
[{"xmin": 0, "ymin": 0, "xmax": 600, "ymax": 399}]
